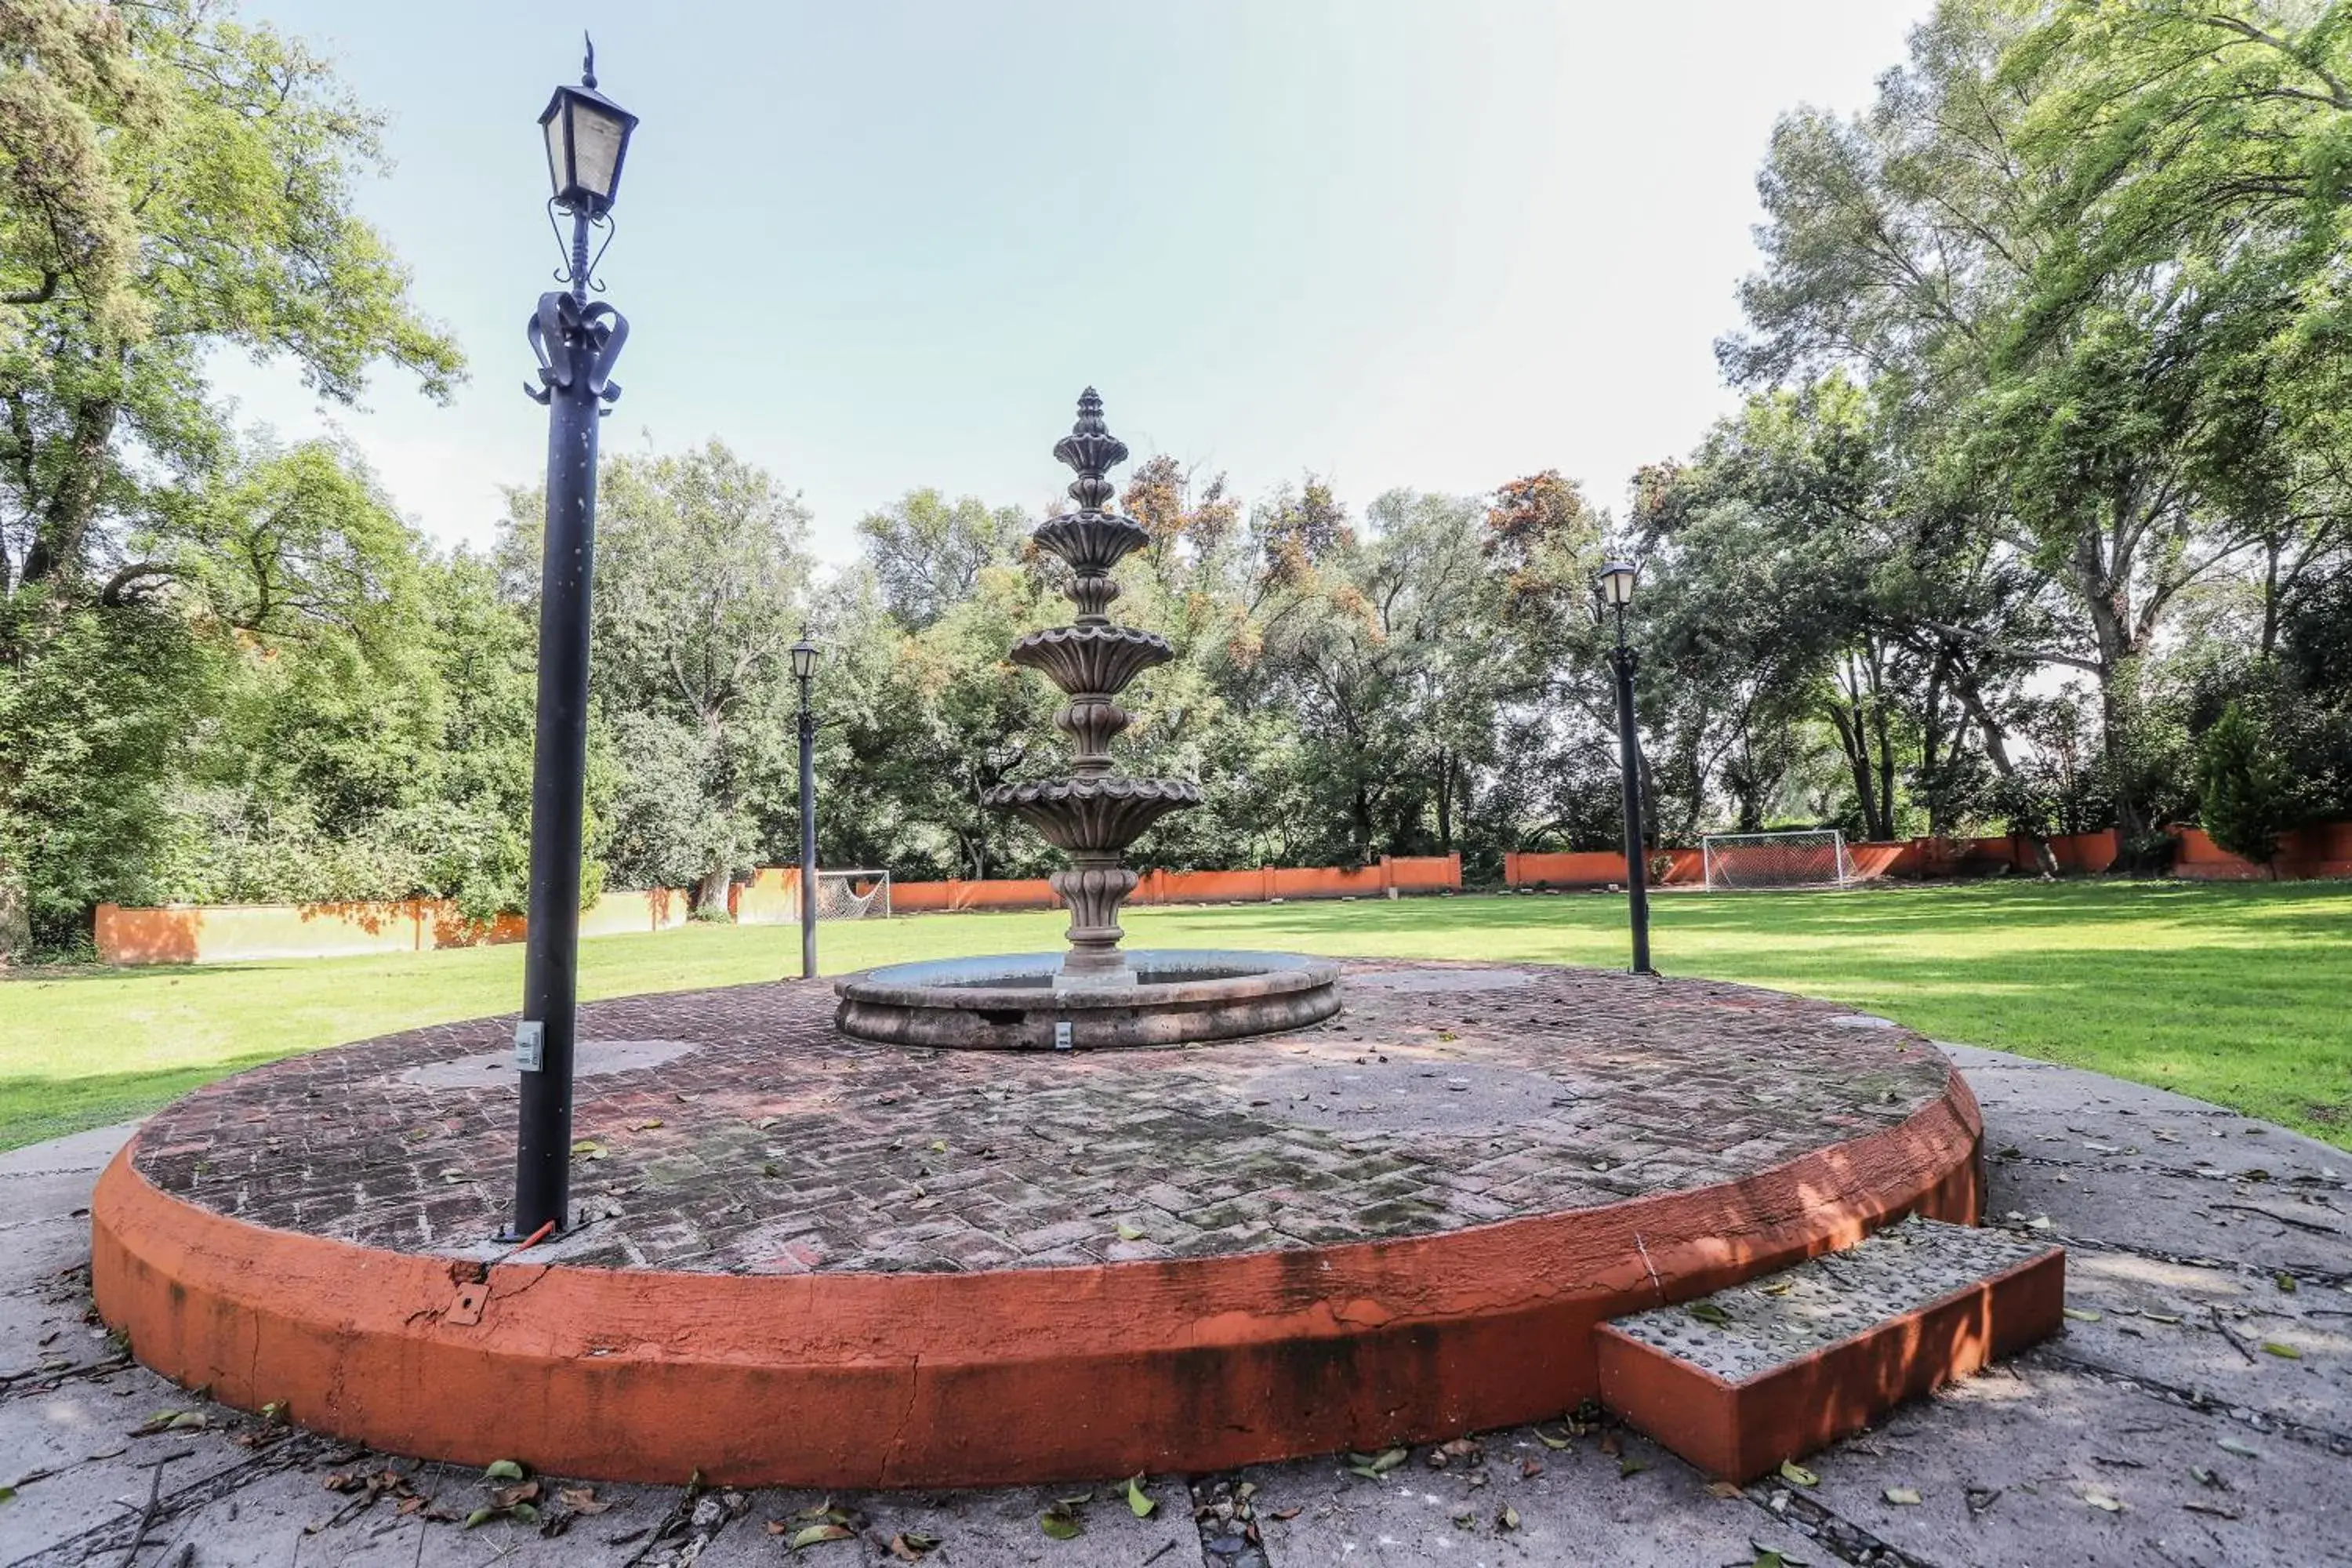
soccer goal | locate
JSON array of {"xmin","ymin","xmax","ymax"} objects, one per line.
[
  {"xmin": 813, "ymin": 869, "xmax": 893, "ymax": 920},
  {"xmin": 1700, "ymin": 829, "xmax": 1853, "ymax": 892}
]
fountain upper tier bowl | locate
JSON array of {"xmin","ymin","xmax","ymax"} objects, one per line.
[{"xmin": 833, "ymin": 948, "xmax": 1343, "ymax": 1049}]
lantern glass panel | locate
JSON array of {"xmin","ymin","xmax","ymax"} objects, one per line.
[
  {"xmin": 568, "ymin": 100, "xmax": 628, "ymax": 205},
  {"xmin": 543, "ymin": 112, "xmax": 566, "ymax": 202}
]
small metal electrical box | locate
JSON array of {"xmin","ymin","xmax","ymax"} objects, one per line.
[
  {"xmin": 514, "ymin": 1019, "xmax": 546, "ymax": 1072},
  {"xmin": 1053, "ymin": 1021, "xmax": 1074, "ymax": 1051}
]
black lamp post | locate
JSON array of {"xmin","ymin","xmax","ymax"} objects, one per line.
[
  {"xmin": 1599, "ymin": 561, "xmax": 1654, "ymax": 976},
  {"xmin": 792, "ymin": 631, "xmax": 821, "ymax": 980},
  {"xmin": 507, "ymin": 39, "xmax": 637, "ymax": 1242}
]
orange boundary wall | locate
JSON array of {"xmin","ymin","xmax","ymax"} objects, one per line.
[
  {"xmin": 2174, "ymin": 822, "xmax": 2352, "ymax": 881},
  {"xmin": 95, "ymin": 855, "xmax": 1464, "ymax": 966},
  {"xmin": 1503, "ymin": 825, "xmax": 2341, "ymax": 888},
  {"xmin": 89, "ymin": 1071, "xmax": 1980, "ymax": 1487},
  {"xmin": 93, "ymin": 814, "xmax": 2352, "ymax": 963},
  {"xmin": 93, "ymin": 889, "xmax": 696, "ymax": 966},
  {"xmin": 887, "ymin": 855, "xmax": 1461, "ymax": 915}
]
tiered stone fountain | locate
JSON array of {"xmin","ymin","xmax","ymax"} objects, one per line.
[
  {"xmin": 834, "ymin": 390, "xmax": 1342, "ymax": 1049},
  {"xmin": 985, "ymin": 387, "xmax": 1200, "ymax": 988}
]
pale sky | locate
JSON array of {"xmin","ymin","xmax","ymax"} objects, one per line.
[{"xmin": 211, "ymin": 2, "xmax": 1934, "ymax": 564}]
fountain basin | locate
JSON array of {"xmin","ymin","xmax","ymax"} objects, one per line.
[{"xmin": 833, "ymin": 947, "xmax": 1342, "ymax": 1049}]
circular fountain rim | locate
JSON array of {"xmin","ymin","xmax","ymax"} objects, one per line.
[
  {"xmin": 832, "ymin": 947, "xmax": 1345, "ymax": 1049},
  {"xmin": 837, "ymin": 947, "xmax": 1339, "ymax": 1011}
]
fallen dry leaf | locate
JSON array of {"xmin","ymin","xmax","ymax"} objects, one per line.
[{"xmin": 789, "ymin": 1521, "xmax": 855, "ymax": 1548}]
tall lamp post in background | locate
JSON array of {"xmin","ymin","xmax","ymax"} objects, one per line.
[
  {"xmin": 793, "ymin": 631, "xmax": 821, "ymax": 979},
  {"xmin": 507, "ymin": 42, "xmax": 637, "ymax": 1241},
  {"xmin": 1599, "ymin": 561, "xmax": 1654, "ymax": 976}
]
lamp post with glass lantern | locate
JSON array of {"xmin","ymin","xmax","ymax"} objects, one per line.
[
  {"xmin": 793, "ymin": 632, "xmax": 820, "ymax": 980},
  {"xmin": 507, "ymin": 38, "xmax": 638, "ymax": 1241},
  {"xmin": 1598, "ymin": 561, "xmax": 1654, "ymax": 976}
]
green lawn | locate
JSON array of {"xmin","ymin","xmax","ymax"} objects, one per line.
[{"xmin": 3, "ymin": 880, "xmax": 2347, "ymax": 1152}]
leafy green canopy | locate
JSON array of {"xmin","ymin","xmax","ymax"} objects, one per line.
[
  {"xmin": 0, "ymin": 0, "xmax": 460, "ymax": 948},
  {"xmin": 1708, "ymin": 0, "xmax": 2352, "ymax": 844}
]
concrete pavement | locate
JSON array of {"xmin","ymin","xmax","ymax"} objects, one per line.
[{"xmin": 3, "ymin": 1045, "xmax": 2347, "ymax": 1567}]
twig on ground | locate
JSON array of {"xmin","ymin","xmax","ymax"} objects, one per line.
[
  {"xmin": 2209, "ymin": 1305, "xmax": 2260, "ymax": 1364},
  {"xmin": 2208, "ymin": 1203, "xmax": 2338, "ymax": 1236},
  {"xmin": 620, "ymin": 1479, "xmax": 702, "ymax": 1566},
  {"xmin": 118, "ymin": 1449, "xmax": 189, "ymax": 1567}
]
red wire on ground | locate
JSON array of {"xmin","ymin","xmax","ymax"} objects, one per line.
[{"xmin": 502, "ymin": 1219, "xmax": 556, "ymax": 1258}]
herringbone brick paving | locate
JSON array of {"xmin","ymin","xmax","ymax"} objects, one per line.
[{"xmin": 129, "ymin": 960, "xmax": 1950, "ymax": 1273}]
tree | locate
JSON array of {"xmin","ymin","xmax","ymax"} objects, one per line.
[
  {"xmin": 1238, "ymin": 488, "xmax": 1548, "ymax": 863},
  {"xmin": 1718, "ymin": 1, "xmax": 2347, "ymax": 841},
  {"xmin": 2198, "ymin": 699, "xmax": 2298, "ymax": 872},
  {"xmin": 0, "ymin": 2, "xmax": 459, "ymax": 613},
  {"xmin": 0, "ymin": 1, "xmax": 459, "ymax": 951},
  {"xmin": 855, "ymin": 489, "xmax": 1029, "ymax": 631},
  {"xmin": 503, "ymin": 442, "xmax": 815, "ymax": 913},
  {"xmin": 1122, "ymin": 453, "xmax": 1243, "ymax": 599}
]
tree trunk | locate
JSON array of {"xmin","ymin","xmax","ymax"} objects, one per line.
[
  {"xmin": 693, "ymin": 866, "xmax": 731, "ymax": 918},
  {"xmin": 1827, "ymin": 695, "xmax": 1879, "ymax": 840},
  {"xmin": 2099, "ymin": 673, "xmax": 2150, "ymax": 844},
  {"xmin": 1951, "ymin": 669, "xmax": 2060, "ymax": 875},
  {"xmin": 17, "ymin": 396, "xmax": 118, "ymax": 592},
  {"xmin": 1434, "ymin": 746, "xmax": 1454, "ymax": 852},
  {"xmin": 1919, "ymin": 663, "xmax": 1948, "ymax": 839},
  {"xmin": 1871, "ymin": 707, "xmax": 1897, "ymax": 842},
  {"xmin": 2068, "ymin": 507, "xmax": 2149, "ymax": 846}
]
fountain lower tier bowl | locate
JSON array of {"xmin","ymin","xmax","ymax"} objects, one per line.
[{"xmin": 833, "ymin": 948, "xmax": 1342, "ymax": 1049}]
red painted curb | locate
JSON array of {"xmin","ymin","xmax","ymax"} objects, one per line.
[
  {"xmin": 91, "ymin": 1074, "xmax": 1982, "ymax": 1486},
  {"xmin": 1592, "ymin": 1242, "xmax": 2064, "ymax": 1481}
]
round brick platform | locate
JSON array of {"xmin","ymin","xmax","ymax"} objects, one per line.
[{"xmin": 89, "ymin": 960, "xmax": 1983, "ymax": 1486}]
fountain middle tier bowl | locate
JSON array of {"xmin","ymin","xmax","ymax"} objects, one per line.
[
  {"xmin": 1008, "ymin": 624, "xmax": 1174, "ymax": 698},
  {"xmin": 833, "ymin": 949, "xmax": 1343, "ymax": 1049},
  {"xmin": 981, "ymin": 775, "xmax": 1201, "ymax": 853}
]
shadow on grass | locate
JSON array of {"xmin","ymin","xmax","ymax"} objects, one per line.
[
  {"xmin": 2, "ymin": 959, "xmax": 309, "ymax": 985},
  {"xmin": 0, "ymin": 1050, "xmax": 301, "ymax": 1150}
]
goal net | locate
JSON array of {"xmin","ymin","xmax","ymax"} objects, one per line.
[
  {"xmin": 813, "ymin": 869, "xmax": 892, "ymax": 920},
  {"xmin": 1701, "ymin": 830, "xmax": 1852, "ymax": 892}
]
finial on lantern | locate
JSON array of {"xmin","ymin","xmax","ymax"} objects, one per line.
[{"xmin": 582, "ymin": 32, "xmax": 597, "ymax": 89}]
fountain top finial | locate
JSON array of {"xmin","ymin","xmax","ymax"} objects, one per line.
[{"xmin": 1053, "ymin": 387, "xmax": 1129, "ymax": 514}]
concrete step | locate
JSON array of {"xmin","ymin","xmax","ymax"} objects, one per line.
[{"xmin": 1594, "ymin": 1216, "xmax": 2065, "ymax": 1481}]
